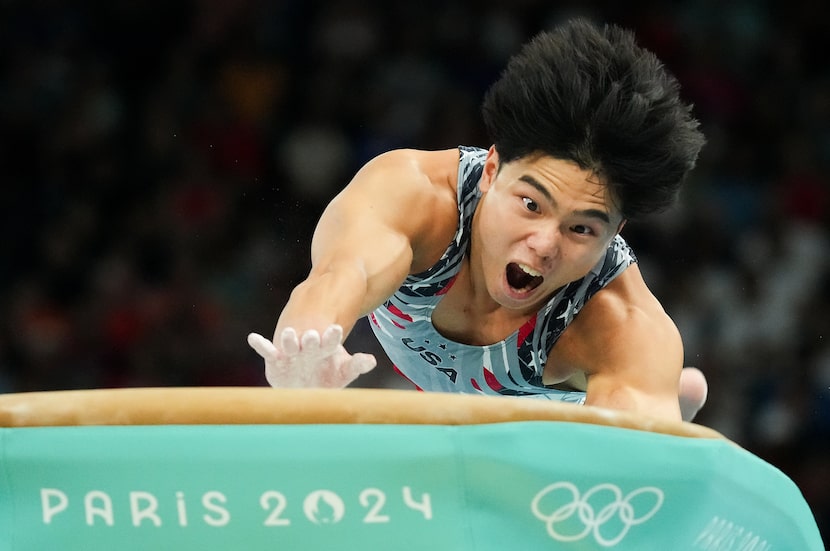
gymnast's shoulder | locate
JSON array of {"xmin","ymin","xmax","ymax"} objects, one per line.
[
  {"xmin": 349, "ymin": 148, "xmax": 459, "ymax": 195},
  {"xmin": 334, "ymin": 149, "xmax": 460, "ymax": 266},
  {"xmin": 555, "ymin": 262, "xmax": 682, "ymax": 371}
]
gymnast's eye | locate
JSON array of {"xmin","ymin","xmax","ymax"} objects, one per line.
[
  {"xmin": 570, "ymin": 224, "xmax": 595, "ymax": 236},
  {"xmin": 522, "ymin": 197, "xmax": 539, "ymax": 212}
]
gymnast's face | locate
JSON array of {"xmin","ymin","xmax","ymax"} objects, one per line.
[{"xmin": 473, "ymin": 146, "xmax": 625, "ymax": 313}]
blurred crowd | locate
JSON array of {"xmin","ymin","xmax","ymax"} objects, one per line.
[{"xmin": 1, "ymin": 0, "xmax": 828, "ymax": 537}]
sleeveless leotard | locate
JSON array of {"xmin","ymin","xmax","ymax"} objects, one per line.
[{"xmin": 369, "ymin": 146, "xmax": 637, "ymax": 402}]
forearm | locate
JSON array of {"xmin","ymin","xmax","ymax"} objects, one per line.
[
  {"xmin": 585, "ymin": 379, "xmax": 682, "ymax": 421},
  {"xmin": 275, "ymin": 264, "xmax": 370, "ymax": 341}
]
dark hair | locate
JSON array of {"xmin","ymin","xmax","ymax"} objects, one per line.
[{"xmin": 481, "ymin": 18, "xmax": 705, "ymax": 219}]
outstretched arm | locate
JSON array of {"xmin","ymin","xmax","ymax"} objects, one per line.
[
  {"xmin": 550, "ymin": 264, "xmax": 692, "ymax": 421},
  {"xmin": 249, "ymin": 149, "xmax": 456, "ymax": 388}
]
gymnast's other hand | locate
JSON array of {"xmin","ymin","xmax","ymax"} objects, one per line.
[{"xmin": 247, "ymin": 325, "xmax": 377, "ymax": 388}]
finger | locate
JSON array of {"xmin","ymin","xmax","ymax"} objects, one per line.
[
  {"xmin": 679, "ymin": 367, "xmax": 708, "ymax": 422},
  {"xmin": 350, "ymin": 353, "xmax": 377, "ymax": 375},
  {"xmin": 280, "ymin": 328, "xmax": 300, "ymax": 355},
  {"xmin": 300, "ymin": 329, "xmax": 321, "ymax": 353},
  {"xmin": 321, "ymin": 324, "xmax": 343, "ymax": 352},
  {"xmin": 247, "ymin": 333, "xmax": 278, "ymax": 359}
]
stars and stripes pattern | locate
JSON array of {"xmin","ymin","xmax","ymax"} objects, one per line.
[{"xmin": 369, "ymin": 146, "xmax": 636, "ymax": 402}]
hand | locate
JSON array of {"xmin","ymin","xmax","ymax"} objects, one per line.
[
  {"xmin": 679, "ymin": 366, "xmax": 708, "ymax": 422},
  {"xmin": 247, "ymin": 325, "xmax": 377, "ymax": 388}
]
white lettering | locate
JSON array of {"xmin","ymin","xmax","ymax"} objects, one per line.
[
  {"xmin": 741, "ymin": 535, "xmax": 769, "ymax": 551},
  {"xmin": 694, "ymin": 517, "xmax": 771, "ymax": 551},
  {"xmin": 130, "ymin": 491, "xmax": 161, "ymax": 527},
  {"xmin": 176, "ymin": 491, "xmax": 188, "ymax": 527},
  {"xmin": 84, "ymin": 491, "xmax": 114, "ymax": 526},
  {"xmin": 41, "ymin": 488, "xmax": 68, "ymax": 524},
  {"xmin": 695, "ymin": 517, "xmax": 724, "ymax": 548},
  {"xmin": 402, "ymin": 486, "xmax": 432, "ymax": 520},
  {"xmin": 202, "ymin": 491, "xmax": 230, "ymax": 526},
  {"xmin": 359, "ymin": 489, "xmax": 390, "ymax": 523},
  {"xmin": 36, "ymin": 485, "xmax": 438, "ymax": 529},
  {"xmin": 260, "ymin": 491, "xmax": 291, "ymax": 526}
]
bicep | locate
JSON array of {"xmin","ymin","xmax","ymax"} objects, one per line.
[
  {"xmin": 310, "ymin": 197, "xmax": 414, "ymax": 316},
  {"xmin": 276, "ymin": 149, "xmax": 456, "ymax": 338},
  {"xmin": 567, "ymin": 266, "xmax": 684, "ymax": 420},
  {"xmin": 307, "ymin": 151, "xmax": 435, "ymax": 316}
]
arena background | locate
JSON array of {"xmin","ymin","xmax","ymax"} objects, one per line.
[{"xmin": 1, "ymin": 0, "xmax": 827, "ymax": 538}]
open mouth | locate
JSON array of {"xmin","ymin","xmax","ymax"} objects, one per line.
[{"xmin": 506, "ymin": 262, "xmax": 544, "ymax": 292}]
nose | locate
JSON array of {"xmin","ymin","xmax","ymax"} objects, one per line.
[{"xmin": 526, "ymin": 226, "xmax": 560, "ymax": 262}]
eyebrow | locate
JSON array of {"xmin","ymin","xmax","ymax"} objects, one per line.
[{"xmin": 518, "ymin": 174, "xmax": 612, "ymax": 225}]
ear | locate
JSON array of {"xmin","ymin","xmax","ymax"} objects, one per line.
[{"xmin": 480, "ymin": 146, "xmax": 500, "ymax": 193}]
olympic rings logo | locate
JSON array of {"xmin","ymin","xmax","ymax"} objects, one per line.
[{"xmin": 530, "ymin": 482, "xmax": 664, "ymax": 547}]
